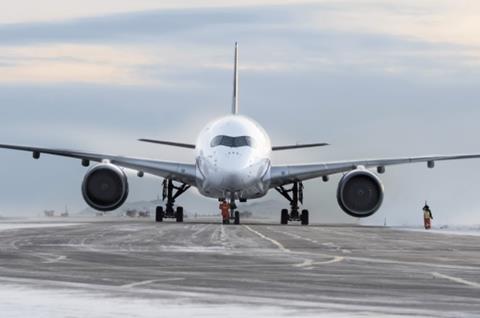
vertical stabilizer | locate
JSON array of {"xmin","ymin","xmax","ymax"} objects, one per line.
[{"xmin": 232, "ymin": 42, "xmax": 239, "ymax": 115}]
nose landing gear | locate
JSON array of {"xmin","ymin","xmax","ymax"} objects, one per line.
[
  {"xmin": 229, "ymin": 200, "xmax": 241, "ymax": 225},
  {"xmin": 155, "ymin": 179, "xmax": 190, "ymax": 223},
  {"xmin": 275, "ymin": 182, "xmax": 309, "ymax": 225},
  {"xmin": 219, "ymin": 198, "xmax": 241, "ymax": 225}
]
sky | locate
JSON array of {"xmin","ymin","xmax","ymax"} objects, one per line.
[{"xmin": 0, "ymin": 0, "xmax": 480, "ymax": 225}]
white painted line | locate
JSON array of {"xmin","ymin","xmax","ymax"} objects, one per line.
[
  {"xmin": 294, "ymin": 259, "xmax": 314, "ymax": 268},
  {"xmin": 432, "ymin": 272, "xmax": 480, "ymax": 288},
  {"xmin": 315, "ymin": 256, "xmax": 344, "ymax": 265},
  {"xmin": 32, "ymin": 253, "xmax": 67, "ymax": 264},
  {"xmin": 121, "ymin": 278, "xmax": 185, "ymax": 289},
  {"xmin": 220, "ymin": 224, "xmax": 228, "ymax": 242},
  {"xmin": 243, "ymin": 225, "xmax": 290, "ymax": 253},
  {"xmin": 294, "ymin": 256, "xmax": 344, "ymax": 269},
  {"xmin": 42, "ymin": 255, "xmax": 67, "ymax": 264}
]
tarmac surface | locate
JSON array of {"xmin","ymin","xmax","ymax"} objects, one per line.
[{"xmin": 0, "ymin": 217, "xmax": 479, "ymax": 317}]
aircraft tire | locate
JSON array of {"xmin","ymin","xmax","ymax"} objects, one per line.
[
  {"xmin": 176, "ymin": 206, "xmax": 184, "ymax": 223},
  {"xmin": 281, "ymin": 209, "xmax": 289, "ymax": 225},
  {"xmin": 156, "ymin": 206, "xmax": 164, "ymax": 222},
  {"xmin": 301, "ymin": 209, "xmax": 309, "ymax": 226},
  {"xmin": 234, "ymin": 211, "xmax": 240, "ymax": 225}
]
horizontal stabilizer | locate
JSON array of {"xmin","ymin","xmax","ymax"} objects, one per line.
[
  {"xmin": 272, "ymin": 143, "xmax": 329, "ymax": 151},
  {"xmin": 138, "ymin": 139, "xmax": 195, "ymax": 149}
]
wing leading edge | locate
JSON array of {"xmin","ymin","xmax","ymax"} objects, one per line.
[
  {"xmin": 0, "ymin": 143, "xmax": 197, "ymax": 185},
  {"xmin": 138, "ymin": 138, "xmax": 329, "ymax": 151},
  {"xmin": 269, "ymin": 154, "xmax": 480, "ymax": 187}
]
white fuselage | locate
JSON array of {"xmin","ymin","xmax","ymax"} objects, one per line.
[{"xmin": 195, "ymin": 115, "xmax": 272, "ymax": 200}]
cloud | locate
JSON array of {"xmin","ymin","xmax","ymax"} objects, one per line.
[
  {"xmin": 0, "ymin": 0, "xmax": 321, "ymax": 23},
  {"xmin": 0, "ymin": 45, "xmax": 157, "ymax": 85},
  {"xmin": 0, "ymin": 7, "xmax": 267, "ymax": 45},
  {"xmin": 302, "ymin": 0, "xmax": 480, "ymax": 47},
  {"xmin": 1, "ymin": 3, "xmax": 479, "ymax": 86},
  {"xmin": 0, "ymin": 1, "xmax": 480, "ymax": 224}
]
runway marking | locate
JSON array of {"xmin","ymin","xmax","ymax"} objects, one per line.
[
  {"xmin": 294, "ymin": 256, "xmax": 345, "ymax": 269},
  {"xmin": 42, "ymin": 255, "xmax": 67, "ymax": 264},
  {"xmin": 220, "ymin": 224, "xmax": 228, "ymax": 243},
  {"xmin": 293, "ymin": 259, "xmax": 313, "ymax": 268},
  {"xmin": 121, "ymin": 278, "xmax": 185, "ymax": 288},
  {"xmin": 243, "ymin": 225, "xmax": 290, "ymax": 253},
  {"xmin": 346, "ymin": 256, "xmax": 480, "ymax": 270},
  {"xmin": 244, "ymin": 226, "xmax": 345, "ymax": 269},
  {"xmin": 32, "ymin": 253, "xmax": 67, "ymax": 264},
  {"xmin": 267, "ymin": 227, "xmax": 321, "ymax": 246},
  {"xmin": 432, "ymin": 272, "xmax": 480, "ymax": 288},
  {"xmin": 316, "ymin": 256, "xmax": 345, "ymax": 265}
]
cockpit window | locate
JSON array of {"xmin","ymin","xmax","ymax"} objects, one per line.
[{"xmin": 210, "ymin": 135, "xmax": 256, "ymax": 148}]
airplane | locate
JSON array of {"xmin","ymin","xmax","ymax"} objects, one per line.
[{"xmin": 1, "ymin": 42, "xmax": 480, "ymax": 225}]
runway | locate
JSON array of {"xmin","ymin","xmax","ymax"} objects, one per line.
[{"xmin": 0, "ymin": 218, "xmax": 479, "ymax": 317}]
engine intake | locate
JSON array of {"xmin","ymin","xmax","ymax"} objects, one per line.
[
  {"xmin": 337, "ymin": 168, "xmax": 384, "ymax": 218},
  {"xmin": 81, "ymin": 164, "xmax": 129, "ymax": 211}
]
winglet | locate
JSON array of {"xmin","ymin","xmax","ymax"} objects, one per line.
[{"xmin": 232, "ymin": 42, "xmax": 239, "ymax": 115}]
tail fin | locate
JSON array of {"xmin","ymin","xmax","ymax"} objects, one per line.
[{"xmin": 232, "ymin": 42, "xmax": 239, "ymax": 115}]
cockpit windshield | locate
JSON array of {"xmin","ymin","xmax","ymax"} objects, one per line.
[{"xmin": 210, "ymin": 135, "xmax": 256, "ymax": 148}]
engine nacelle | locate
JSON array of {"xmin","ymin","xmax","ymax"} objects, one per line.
[
  {"xmin": 337, "ymin": 168, "xmax": 384, "ymax": 218},
  {"xmin": 81, "ymin": 163, "xmax": 129, "ymax": 211}
]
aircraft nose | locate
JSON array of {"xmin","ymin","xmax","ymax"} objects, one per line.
[{"xmin": 218, "ymin": 152, "xmax": 252, "ymax": 189}]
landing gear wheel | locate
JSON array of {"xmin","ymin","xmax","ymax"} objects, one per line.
[
  {"xmin": 281, "ymin": 209, "xmax": 289, "ymax": 225},
  {"xmin": 176, "ymin": 206, "xmax": 184, "ymax": 223},
  {"xmin": 234, "ymin": 211, "xmax": 240, "ymax": 225},
  {"xmin": 301, "ymin": 209, "xmax": 309, "ymax": 226},
  {"xmin": 155, "ymin": 206, "xmax": 164, "ymax": 222}
]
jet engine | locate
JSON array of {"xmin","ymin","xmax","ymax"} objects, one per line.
[
  {"xmin": 81, "ymin": 163, "xmax": 129, "ymax": 211},
  {"xmin": 336, "ymin": 168, "xmax": 384, "ymax": 218}
]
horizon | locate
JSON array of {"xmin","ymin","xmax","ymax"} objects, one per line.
[{"xmin": 1, "ymin": 1, "xmax": 480, "ymax": 225}]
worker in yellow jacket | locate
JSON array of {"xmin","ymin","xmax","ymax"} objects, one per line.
[{"xmin": 423, "ymin": 203, "xmax": 433, "ymax": 230}]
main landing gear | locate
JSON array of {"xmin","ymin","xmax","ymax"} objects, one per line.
[
  {"xmin": 155, "ymin": 179, "xmax": 190, "ymax": 223},
  {"xmin": 275, "ymin": 181, "xmax": 309, "ymax": 226}
]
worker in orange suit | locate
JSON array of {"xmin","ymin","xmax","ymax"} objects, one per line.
[
  {"xmin": 219, "ymin": 200, "xmax": 230, "ymax": 224},
  {"xmin": 423, "ymin": 203, "xmax": 433, "ymax": 230}
]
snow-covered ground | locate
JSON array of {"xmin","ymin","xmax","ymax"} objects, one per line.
[
  {"xmin": 396, "ymin": 225, "xmax": 480, "ymax": 236},
  {"xmin": 0, "ymin": 223, "xmax": 80, "ymax": 232},
  {"xmin": 0, "ymin": 284, "xmax": 349, "ymax": 318}
]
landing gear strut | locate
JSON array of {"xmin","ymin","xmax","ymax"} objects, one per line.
[
  {"xmin": 275, "ymin": 182, "xmax": 309, "ymax": 225},
  {"xmin": 230, "ymin": 199, "xmax": 240, "ymax": 225},
  {"xmin": 155, "ymin": 179, "xmax": 190, "ymax": 223},
  {"xmin": 219, "ymin": 198, "xmax": 240, "ymax": 225}
]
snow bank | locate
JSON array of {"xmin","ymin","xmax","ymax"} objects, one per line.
[{"xmin": 0, "ymin": 223, "xmax": 80, "ymax": 232}]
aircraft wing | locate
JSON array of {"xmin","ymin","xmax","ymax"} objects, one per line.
[
  {"xmin": 269, "ymin": 154, "xmax": 480, "ymax": 187},
  {"xmin": 272, "ymin": 143, "xmax": 329, "ymax": 151},
  {"xmin": 0, "ymin": 143, "xmax": 197, "ymax": 185}
]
